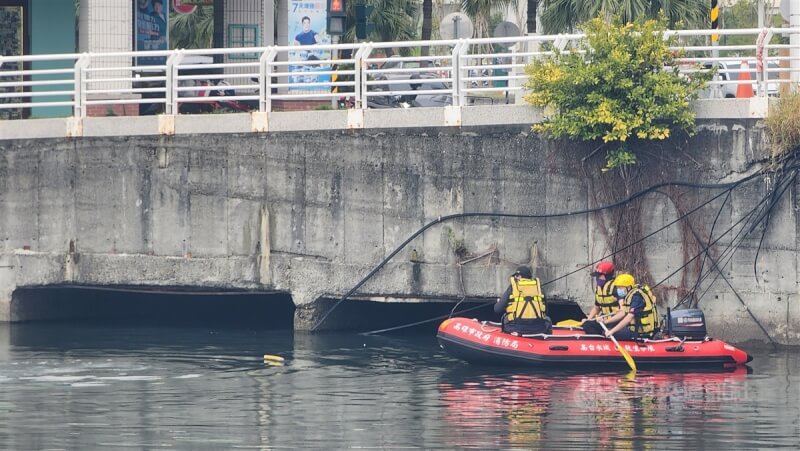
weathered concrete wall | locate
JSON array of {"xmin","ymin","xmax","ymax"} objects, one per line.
[{"xmin": 0, "ymin": 116, "xmax": 797, "ymax": 343}]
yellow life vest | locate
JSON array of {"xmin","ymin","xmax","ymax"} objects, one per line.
[
  {"xmin": 505, "ymin": 277, "xmax": 546, "ymax": 322},
  {"xmin": 594, "ymin": 280, "xmax": 619, "ymax": 316},
  {"xmin": 623, "ymin": 285, "xmax": 660, "ymax": 336}
]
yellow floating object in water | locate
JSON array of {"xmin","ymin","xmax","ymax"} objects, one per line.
[{"xmin": 263, "ymin": 354, "xmax": 285, "ymax": 362}]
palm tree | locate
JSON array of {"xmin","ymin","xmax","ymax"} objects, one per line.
[
  {"xmin": 342, "ymin": 0, "xmax": 418, "ymax": 55},
  {"xmin": 462, "ymin": 0, "xmax": 512, "ymax": 39},
  {"xmin": 539, "ymin": 0, "xmax": 707, "ymax": 34},
  {"xmin": 421, "ymin": 0, "xmax": 433, "ymax": 56},
  {"xmin": 372, "ymin": 0, "xmax": 419, "ymax": 45},
  {"xmin": 170, "ymin": 6, "xmax": 214, "ymax": 49}
]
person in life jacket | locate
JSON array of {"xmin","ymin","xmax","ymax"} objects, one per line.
[
  {"xmin": 601, "ymin": 273, "xmax": 660, "ymax": 340},
  {"xmin": 581, "ymin": 261, "xmax": 620, "ymax": 335},
  {"xmin": 493, "ymin": 266, "xmax": 552, "ymax": 335}
]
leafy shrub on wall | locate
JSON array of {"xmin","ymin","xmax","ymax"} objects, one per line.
[{"xmin": 524, "ymin": 17, "xmax": 712, "ymax": 171}]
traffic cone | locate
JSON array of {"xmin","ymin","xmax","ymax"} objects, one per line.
[{"xmin": 736, "ymin": 60, "xmax": 754, "ymax": 98}]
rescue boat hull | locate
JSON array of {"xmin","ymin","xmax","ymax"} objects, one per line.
[{"xmin": 438, "ymin": 317, "xmax": 752, "ymax": 368}]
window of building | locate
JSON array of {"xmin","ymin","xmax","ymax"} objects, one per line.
[{"xmin": 227, "ymin": 24, "xmax": 259, "ymax": 59}]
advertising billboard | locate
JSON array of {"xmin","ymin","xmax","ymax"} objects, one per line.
[
  {"xmin": 135, "ymin": 0, "xmax": 169, "ymax": 65},
  {"xmin": 288, "ymin": 0, "xmax": 331, "ymax": 93}
]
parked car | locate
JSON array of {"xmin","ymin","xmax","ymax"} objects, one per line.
[
  {"xmin": 374, "ymin": 56, "xmax": 449, "ymax": 79},
  {"xmin": 698, "ymin": 60, "xmax": 780, "ymax": 98}
]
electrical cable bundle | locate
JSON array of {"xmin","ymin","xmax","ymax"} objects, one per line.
[{"xmin": 312, "ymin": 160, "xmax": 798, "ymax": 337}]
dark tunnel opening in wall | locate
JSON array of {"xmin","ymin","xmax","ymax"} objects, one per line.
[
  {"xmin": 314, "ymin": 298, "xmax": 587, "ymax": 333},
  {"xmin": 10, "ymin": 286, "xmax": 296, "ymax": 329}
]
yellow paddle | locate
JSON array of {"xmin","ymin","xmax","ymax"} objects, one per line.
[
  {"xmin": 597, "ymin": 320, "xmax": 637, "ymax": 372},
  {"xmin": 556, "ymin": 313, "xmax": 615, "ymax": 328}
]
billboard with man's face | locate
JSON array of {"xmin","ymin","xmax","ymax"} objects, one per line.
[{"xmin": 287, "ymin": 0, "xmax": 331, "ymax": 93}]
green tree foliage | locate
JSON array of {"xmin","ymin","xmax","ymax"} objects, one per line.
[
  {"xmin": 524, "ymin": 17, "xmax": 712, "ymax": 170},
  {"xmin": 342, "ymin": 0, "xmax": 418, "ymax": 50},
  {"xmin": 721, "ymin": 0, "xmax": 782, "ymax": 29},
  {"xmin": 539, "ymin": 0, "xmax": 707, "ymax": 34},
  {"xmin": 170, "ymin": 6, "xmax": 214, "ymax": 49},
  {"xmin": 721, "ymin": 0, "xmax": 782, "ymax": 51},
  {"xmin": 461, "ymin": 0, "xmax": 512, "ymax": 38}
]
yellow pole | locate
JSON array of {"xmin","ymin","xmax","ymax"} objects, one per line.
[{"xmin": 711, "ymin": 0, "xmax": 720, "ymax": 43}]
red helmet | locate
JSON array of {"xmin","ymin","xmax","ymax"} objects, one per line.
[{"xmin": 590, "ymin": 261, "xmax": 615, "ymax": 276}]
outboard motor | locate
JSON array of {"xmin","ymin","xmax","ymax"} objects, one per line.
[{"xmin": 667, "ymin": 309, "xmax": 708, "ymax": 340}]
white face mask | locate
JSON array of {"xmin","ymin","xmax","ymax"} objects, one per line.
[{"xmin": 615, "ymin": 288, "xmax": 627, "ymax": 298}]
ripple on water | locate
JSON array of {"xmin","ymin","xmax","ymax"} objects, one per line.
[
  {"xmin": 95, "ymin": 375, "xmax": 162, "ymax": 381},
  {"xmin": 21, "ymin": 375, "xmax": 97, "ymax": 383},
  {"xmin": 70, "ymin": 382, "xmax": 109, "ymax": 388},
  {"xmin": 173, "ymin": 374, "xmax": 203, "ymax": 379}
]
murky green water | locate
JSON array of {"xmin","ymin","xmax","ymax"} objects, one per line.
[{"xmin": 0, "ymin": 322, "xmax": 797, "ymax": 449}]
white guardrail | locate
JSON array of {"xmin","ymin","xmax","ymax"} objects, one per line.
[{"xmin": 1, "ymin": 28, "xmax": 800, "ymax": 119}]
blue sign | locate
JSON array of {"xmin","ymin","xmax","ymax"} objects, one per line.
[{"xmin": 135, "ymin": 0, "xmax": 169, "ymax": 65}]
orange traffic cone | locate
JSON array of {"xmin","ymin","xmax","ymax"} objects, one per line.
[{"xmin": 736, "ymin": 60, "xmax": 754, "ymax": 98}]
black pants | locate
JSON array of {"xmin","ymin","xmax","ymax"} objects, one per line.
[
  {"xmin": 611, "ymin": 328, "xmax": 637, "ymax": 341},
  {"xmin": 582, "ymin": 320, "xmax": 604, "ymax": 335},
  {"xmin": 583, "ymin": 321, "xmax": 644, "ymax": 341},
  {"xmin": 504, "ymin": 317, "xmax": 552, "ymax": 335}
]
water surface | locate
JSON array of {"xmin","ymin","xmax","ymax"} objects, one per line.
[{"xmin": 0, "ymin": 323, "xmax": 797, "ymax": 449}]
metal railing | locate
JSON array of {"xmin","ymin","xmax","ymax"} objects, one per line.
[{"xmin": 1, "ymin": 27, "xmax": 799, "ymax": 119}]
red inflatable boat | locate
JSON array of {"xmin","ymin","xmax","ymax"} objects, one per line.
[{"xmin": 437, "ymin": 317, "xmax": 752, "ymax": 368}]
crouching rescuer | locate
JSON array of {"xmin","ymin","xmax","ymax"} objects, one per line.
[
  {"xmin": 494, "ymin": 266, "xmax": 553, "ymax": 335},
  {"xmin": 602, "ymin": 273, "xmax": 661, "ymax": 340},
  {"xmin": 581, "ymin": 260, "xmax": 620, "ymax": 335}
]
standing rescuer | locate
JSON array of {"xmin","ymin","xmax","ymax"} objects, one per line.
[
  {"xmin": 601, "ymin": 273, "xmax": 661, "ymax": 340},
  {"xmin": 581, "ymin": 261, "xmax": 620, "ymax": 335},
  {"xmin": 494, "ymin": 266, "xmax": 552, "ymax": 335}
]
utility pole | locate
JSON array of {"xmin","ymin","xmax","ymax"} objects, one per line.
[
  {"xmin": 264, "ymin": 0, "xmax": 275, "ymax": 46},
  {"xmin": 711, "ymin": 0, "xmax": 721, "ymax": 98},
  {"xmin": 328, "ymin": 0, "xmax": 347, "ymax": 107},
  {"xmin": 331, "ymin": 34, "xmax": 339, "ymax": 108},
  {"xmin": 791, "ymin": 0, "xmax": 800, "ymax": 88},
  {"xmin": 711, "ymin": 0, "xmax": 719, "ymax": 51},
  {"xmin": 213, "ymin": 0, "xmax": 224, "ymax": 63}
]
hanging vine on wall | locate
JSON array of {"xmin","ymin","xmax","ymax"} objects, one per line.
[
  {"xmin": 583, "ymin": 149, "xmax": 718, "ymax": 301},
  {"xmin": 660, "ymin": 185, "xmax": 714, "ymax": 307},
  {"xmin": 583, "ymin": 152, "xmax": 653, "ymax": 286}
]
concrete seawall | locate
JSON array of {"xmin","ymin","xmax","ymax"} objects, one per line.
[{"xmin": 0, "ymin": 114, "xmax": 796, "ymax": 344}]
